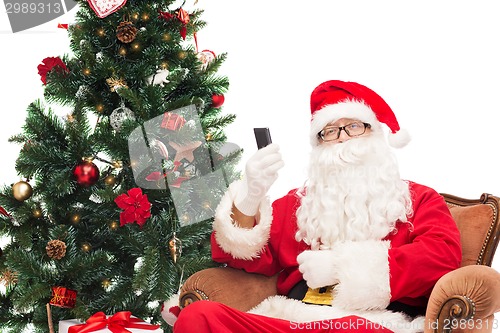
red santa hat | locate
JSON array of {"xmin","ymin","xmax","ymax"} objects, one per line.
[{"xmin": 309, "ymin": 80, "xmax": 410, "ymax": 148}]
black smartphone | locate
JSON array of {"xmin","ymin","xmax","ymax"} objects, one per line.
[{"xmin": 254, "ymin": 128, "xmax": 272, "ymax": 149}]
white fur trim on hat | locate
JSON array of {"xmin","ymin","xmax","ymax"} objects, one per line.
[
  {"xmin": 213, "ymin": 180, "xmax": 273, "ymax": 260},
  {"xmin": 310, "ymin": 100, "xmax": 381, "ymax": 146},
  {"xmin": 388, "ymin": 128, "xmax": 411, "ymax": 148},
  {"xmin": 330, "ymin": 240, "xmax": 391, "ymax": 310}
]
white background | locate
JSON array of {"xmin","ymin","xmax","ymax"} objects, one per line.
[{"xmin": 1, "ymin": 1, "xmax": 499, "ymax": 331}]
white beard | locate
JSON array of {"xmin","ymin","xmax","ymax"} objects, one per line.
[{"xmin": 295, "ymin": 134, "xmax": 413, "ymax": 250}]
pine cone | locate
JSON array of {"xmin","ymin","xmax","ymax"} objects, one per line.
[
  {"xmin": 46, "ymin": 239, "xmax": 67, "ymax": 260},
  {"xmin": 116, "ymin": 21, "xmax": 138, "ymax": 43}
]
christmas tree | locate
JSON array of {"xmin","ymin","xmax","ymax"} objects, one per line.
[{"xmin": 0, "ymin": 0, "xmax": 240, "ymax": 332}]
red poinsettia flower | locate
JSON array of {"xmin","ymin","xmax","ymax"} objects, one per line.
[
  {"xmin": 114, "ymin": 187, "xmax": 152, "ymax": 227},
  {"xmin": 37, "ymin": 56, "xmax": 69, "ymax": 85}
]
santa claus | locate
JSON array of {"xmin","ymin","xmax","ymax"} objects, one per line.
[{"xmin": 168, "ymin": 80, "xmax": 462, "ymax": 333}]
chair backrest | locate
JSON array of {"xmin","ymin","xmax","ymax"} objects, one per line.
[{"xmin": 441, "ymin": 193, "xmax": 500, "ymax": 267}]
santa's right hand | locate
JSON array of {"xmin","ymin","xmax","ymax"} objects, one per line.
[{"xmin": 234, "ymin": 143, "xmax": 284, "ymax": 216}]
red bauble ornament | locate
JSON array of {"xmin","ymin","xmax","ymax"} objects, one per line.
[
  {"xmin": 73, "ymin": 160, "xmax": 100, "ymax": 187},
  {"xmin": 211, "ymin": 94, "xmax": 225, "ymax": 108}
]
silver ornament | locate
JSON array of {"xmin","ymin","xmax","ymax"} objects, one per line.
[{"xmin": 109, "ymin": 102, "xmax": 135, "ymax": 131}]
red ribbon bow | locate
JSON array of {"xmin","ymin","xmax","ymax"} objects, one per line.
[
  {"xmin": 158, "ymin": 7, "xmax": 190, "ymax": 40},
  {"xmin": 68, "ymin": 311, "xmax": 160, "ymax": 333}
]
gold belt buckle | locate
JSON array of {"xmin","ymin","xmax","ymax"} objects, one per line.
[{"xmin": 301, "ymin": 285, "xmax": 336, "ymax": 306}]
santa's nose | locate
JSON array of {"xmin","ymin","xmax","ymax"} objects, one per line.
[{"xmin": 336, "ymin": 129, "xmax": 351, "ymax": 143}]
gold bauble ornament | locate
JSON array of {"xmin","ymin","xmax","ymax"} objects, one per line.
[
  {"xmin": 104, "ymin": 175, "xmax": 117, "ymax": 186},
  {"xmin": 12, "ymin": 180, "xmax": 33, "ymax": 201},
  {"xmin": 162, "ymin": 33, "xmax": 171, "ymax": 42},
  {"xmin": 168, "ymin": 233, "xmax": 182, "ymax": 264}
]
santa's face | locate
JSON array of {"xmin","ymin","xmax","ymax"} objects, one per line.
[
  {"xmin": 295, "ymin": 118, "xmax": 412, "ymax": 250},
  {"xmin": 317, "ymin": 118, "xmax": 372, "ymax": 144}
]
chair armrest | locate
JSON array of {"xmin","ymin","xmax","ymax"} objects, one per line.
[
  {"xmin": 425, "ymin": 265, "xmax": 500, "ymax": 333},
  {"xmin": 179, "ymin": 267, "xmax": 278, "ymax": 312}
]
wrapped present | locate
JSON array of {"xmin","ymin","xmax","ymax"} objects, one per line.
[
  {"xmin": 49, "ymin": 286, "xmax": 77, "ymax": 308},
  {"xmin": 59, "ymin": 311, "xmax": 163, "ymax": 333},
  {"xmin": 161, "ymin": 112, "xmax": 186, "ymax": 131}
]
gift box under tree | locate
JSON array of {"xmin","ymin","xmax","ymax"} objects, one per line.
[{"xmin": 58, "ymin": 311, "xmax": 163, "ymax": 333}]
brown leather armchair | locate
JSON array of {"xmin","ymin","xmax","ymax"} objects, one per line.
[{"xmin": 177, "ymin": 193, "xmax": 500, "ymax": 333}]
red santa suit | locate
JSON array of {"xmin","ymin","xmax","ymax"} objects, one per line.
[
  {"xmin": 185, "ymin": 178, "xmax": 461, "ymax": 333},
  {"xmin": 171, "ymin": 80, "xmax": 462, "ymax": 333}
]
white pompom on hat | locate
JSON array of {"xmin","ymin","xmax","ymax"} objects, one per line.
[{"xmin": 309, "ymin": 80, "xmax": 410, "ymax": 148}]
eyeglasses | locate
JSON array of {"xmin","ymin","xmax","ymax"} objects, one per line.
[{"xmin": 318, "ymin": 122, "xmax": 371, "ymax": 142}]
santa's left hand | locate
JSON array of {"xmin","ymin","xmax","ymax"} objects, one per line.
[{"xmin": 297, "ymin": 250, "xmax": 339, "ymax": 289}]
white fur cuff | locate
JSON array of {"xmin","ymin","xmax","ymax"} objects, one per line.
[
  {"xmin": 161, "ymin": 293, "xmax": 180, "ymax": 326},
  {"xmin": 213, "ymin": 180, "xmax": 273, "ymax": 260},
  {"xmin": 332, "ymin": 240, "xmax": 391, "ymax": 310}
]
